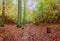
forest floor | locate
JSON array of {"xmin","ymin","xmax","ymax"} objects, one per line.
[{"xmin": 0, "ymin": 22, "xmax": 60, "ymax": 41}]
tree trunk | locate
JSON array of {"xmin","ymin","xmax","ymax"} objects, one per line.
[
  {"xmin": 23, "ymin": 0, "xmax": 26, "ymax": 24},
  {"xmin": 1, "ymin": 0, "xmax": 5, "ymax": 26},
  {"xmin": 17, "ymin": 0, "xmax": 22, "ymax": 28}
]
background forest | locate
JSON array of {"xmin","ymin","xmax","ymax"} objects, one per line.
[{"xmin": 0, "ymin": 0, "xmax": 60, "ymax": 24}]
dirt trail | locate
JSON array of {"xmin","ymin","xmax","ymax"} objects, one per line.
[{"xmin": 0, "ymin": 23, "xmax": 60, "ymax": 41}]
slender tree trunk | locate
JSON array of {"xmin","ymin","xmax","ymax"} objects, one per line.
[
  {"xmin": 1, "ymin": 0, "xmax": 5, "ymax": 26},
  {"xmin": 23, "ymin": 0, "xmax": 26, "ymax": 24},
  {"xmin": 41, "ymin": 0, "xmax": 44, "ymax": 20},
  {"xmin": 17, "ymin": 0, "xmax": 22, "ymax": 28}
]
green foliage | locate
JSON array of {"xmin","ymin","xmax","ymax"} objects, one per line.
[{"xmin": 30, "ymin": 0, "xmax": 60, "ymax": 24}]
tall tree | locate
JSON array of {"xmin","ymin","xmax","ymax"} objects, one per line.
[
  {"xmin": 17, "ymin": 0, "xmax": 22, "ymax": 28},
  {"xmin": 23, "ymin": 0, "xmax": 26, "ymax": 24},
  {"xmin": 1, "ymin": 0, "xmax": 5, "ymax": 26}
]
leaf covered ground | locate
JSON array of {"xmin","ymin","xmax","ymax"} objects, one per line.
[{"xmin": 0, "ymin": 23, "xmax": 60, "ymax": 41}]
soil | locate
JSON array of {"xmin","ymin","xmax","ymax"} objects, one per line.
[{"xmin": 0, "ymin": 22, "xmax": 60, "ymax": 41}]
